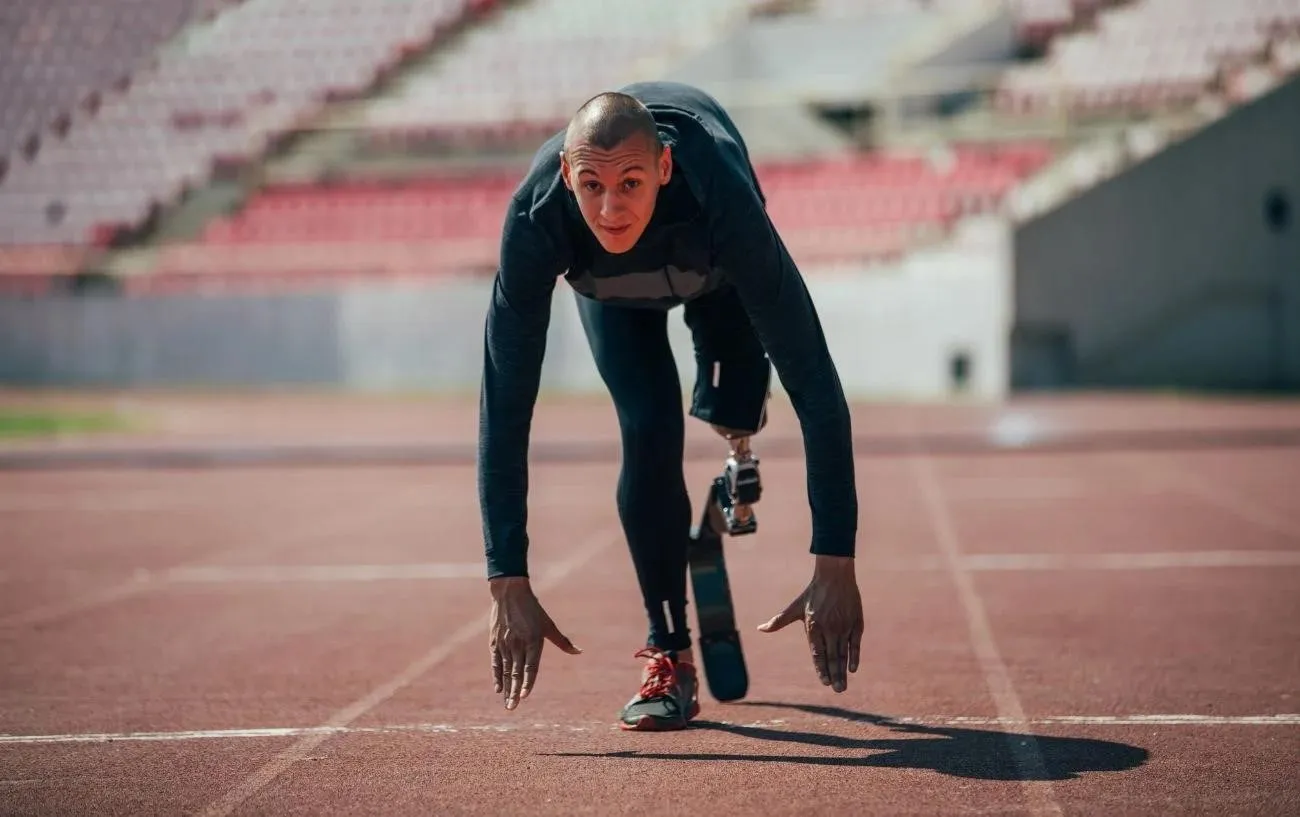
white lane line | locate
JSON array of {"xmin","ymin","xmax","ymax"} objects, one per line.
[
  {"xmin": 1124, "ymin": 454, "xmax": 1300, "ymax": 540},
  {"xmin": 910, "ymin": 453, "xmax": 1062, "ymax": 817},
  {"xmin": 0, "ymin": 493, "xmax": 225, "ymax": 513},
  {"xmin": 0, "ymin": 483, "xmax": 597, "ymax": 515},
  {"xmin": 1010, "ymin": 715, "xmax": 1300, "ymax": 726},
  {"xmin": 0, "ymin": 485, "xmax": 434, "ymax": 630},
  {"xmin": 0, "ymin": 577, "xmax": 163, "ymax": 631},
  {"xmin": 890, "ymin": 714, "xmax": 1300, "ymax": 727},
  {"xmin": 939, "ymin": 477, "xmax": 1168, "ymax": 503},
  {"xmin": 958, "ymin": 550, "xmax": 1300, "ymax": 571},
  {"xmin": 162, "ymin": 563, "xmax": 489, "ymax": 583},
  {"xmin": 6, "ymin": 714, "xmax": 1297, "ymax": 745},
  {"xmin": 5, "ymin": 549, "xmax": 1297, "ymax": 595},
  {"xmin": 195, "ymin": 526, "xmax": 616, "ymax": 817},
  {"xmin": 3, "ymin": 550, "xmax": 1293, "ymax": 592},
  {"xmin": 0, "ymin": 723, "xmax": 608, "ymax": 746},
  {"xmin": 861, "ymin": 550, "xmax": 1300, "ymax": 573}
]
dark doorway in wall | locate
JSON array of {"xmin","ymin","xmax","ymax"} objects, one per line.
[
  {"xmin": 949, "ymin": 348, "xmax": 973, "ymax": 394},
  {"xmin": 1264, "ymin": 187, "xmax": 1290, "ymax": 234},
  {"xmin": 1263, "ymin": 186, "xmax": 1293, "ymax": 390}
]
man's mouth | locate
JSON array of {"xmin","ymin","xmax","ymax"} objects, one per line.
[{"xmin": 600, "ymin": 224, "xmax": 631, "ymax": 236}]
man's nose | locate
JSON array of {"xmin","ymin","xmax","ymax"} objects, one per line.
[{"xmin": 600, "ymin": 193, "xmax": 624, "ymax": 219}]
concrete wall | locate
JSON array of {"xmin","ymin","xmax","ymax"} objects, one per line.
[
  {"xmin": 0, "ymin": 219, "xmax": 1014, "ymax": 400},
  {"xmin": 1011, "ymin": 76, "xmax": 1300, "ymax": 391},
  {"xmin": 0, "ymin": 292, "xmax": 342, "ymax": 386},
  {"xmin": 754, "ymin": 217, "xmax": 1013, "ymax": 400}
]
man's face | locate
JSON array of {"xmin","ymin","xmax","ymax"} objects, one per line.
[{"xmin": 561, "ymin": 135, "xmax": 672, "ymax": 254}]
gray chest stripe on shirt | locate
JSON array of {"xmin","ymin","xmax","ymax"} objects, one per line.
[{"xmin": 570, "ymin": 266, "xmax": 712, "ymax": 302}]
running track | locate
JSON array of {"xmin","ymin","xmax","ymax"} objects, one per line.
[{"xmin": 1, "ymin": 392, "xmax": 1298, "ymax": 815}]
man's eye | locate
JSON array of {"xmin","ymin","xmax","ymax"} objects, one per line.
[
  {"xmin": 583, "ymin": 182, "xmax": 601, "ymax": 193},
  {"xmin": 623, "ymin": 180, "xmax": 640, "ymax": 191}
]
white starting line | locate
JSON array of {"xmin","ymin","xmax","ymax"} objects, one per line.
[
  {"xmin": 954, "ymin": 550, "xmax": 1300, "ymax": 571},
  {"xmin": 5, "ymin": 550, "xmax": 1298, "ymax": 591},
  {"xmin": 161, "ymin": 563, "xmax": 489, "ymax": 583},
  {"xmin": 2, "ymin": 714, "xmax": 1296, "ymax": 746}
]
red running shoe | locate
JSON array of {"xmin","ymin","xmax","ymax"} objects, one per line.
[{"xmin": 617, "ymin": 647, "xmax": 701, "ymax": 731}]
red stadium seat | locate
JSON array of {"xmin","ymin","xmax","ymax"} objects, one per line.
[{"xmin": 139, "ymin": 142, "xmax": 1050, "ymax": 290}]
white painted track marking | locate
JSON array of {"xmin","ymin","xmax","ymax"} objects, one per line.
[
  {"xmin": 0, "ymin": 484, "xmax": 434, "ymax": 629},
  {"xmin": 7, "ymin": 549, "xmax": 1293, "ymax": 592},
  {"xmin": 162, "ymin": 563, "xmax": 490, "ymax": 582},
  {"xmin": 5, "ymin": 714, "xmax": 1297, "ymax": 746},
  {"xmin": 195, "ymin": 527, "xmax": 616, "ymax": 817},
  {"xmin": 957, "ymin": 549, "xmax": 1300, "ymax": 571},
  {"xmin": 1123, "ymin": 453, "xmax": 1300, "ymax": 539},
  {"xmin": 909, "ymin": 452, "xmax": 1063, "ymax": 817}
]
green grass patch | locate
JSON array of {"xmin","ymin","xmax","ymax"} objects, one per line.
[{"xmin": 0, "ymin": 409, "xmax": 134, "ymax": 439}]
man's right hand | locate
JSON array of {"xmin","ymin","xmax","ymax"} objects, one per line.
[{"xmin": 488, "ymin": 577, "xmax": 582, "ymax": 710}]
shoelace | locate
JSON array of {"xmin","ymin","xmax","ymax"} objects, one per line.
[{"xmin": 633, "ymin": 647, "xmax": 680, "ymax": 701}]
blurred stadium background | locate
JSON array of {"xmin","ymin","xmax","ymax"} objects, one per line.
[{"xmin": 1, "ymin": 0, "xmax": 1297, "ymax": 400}]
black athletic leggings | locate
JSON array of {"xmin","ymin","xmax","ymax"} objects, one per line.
[{"xmin": 575, "ymin": 283, "xmax": 771, "ymax": 653}]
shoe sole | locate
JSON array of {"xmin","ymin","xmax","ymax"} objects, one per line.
[
  {"xmin": 618, "ymin": 701, "xmax": 701, "ymax": 732},
  {"xmin": 619, "ymin": 715, "xmax": 687, "ymax": 732}
]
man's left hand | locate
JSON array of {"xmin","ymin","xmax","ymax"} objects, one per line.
[{"xmin": 757, "ymin": 555, "xmax": 863, "ymax": 692}]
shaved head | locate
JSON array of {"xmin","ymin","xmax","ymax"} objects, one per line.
[
  {"xmin": 564, "ymin": 92, "xmax": 662, "ymax": 154},
  {"xmin": 559, "ymin": 91, "xmax": 672, "ymax": 254}
]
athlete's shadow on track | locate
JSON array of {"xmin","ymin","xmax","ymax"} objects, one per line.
[{"xmin": 546, "ymin": 701, "xmax": 1149, "ymax": 781}]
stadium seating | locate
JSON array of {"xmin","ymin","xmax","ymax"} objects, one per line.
[
  {"xmin": 134, "ymin": 141, "xmax": 1052, "ymax": 293},
  {"xmin": 360, "ymin": 0, "xmax": 756, "ymax": 143},
  {"xmin": 3, "ymin": 0, "xmax": 1294, "ymax": 296},
  {"xmin": 0, "ymin": 0, "xmax": 234, "ymax": 164},
  {"xmin": 767, "ymin": 0, "xmax": 1104, "ymax": 45},
  {"xmin": 0, "ymin": 0, "xmax": 482, "ymax": 249},
  {"xmin": 996, "ymin": 0, "xmax": 1300, "ymax": 114},
  {"xmin": 364, "ymin": 0, "xmax": 1100, "ymax": 148}
]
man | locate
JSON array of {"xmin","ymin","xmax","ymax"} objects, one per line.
[{"xmin": 479, "ymin": 81, "xmax": 863, "ymax": 731}]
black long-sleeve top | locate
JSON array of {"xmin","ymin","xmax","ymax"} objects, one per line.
[{"xmin": 478, "ymin": 81, "xmax": 857, "ymax": 579}]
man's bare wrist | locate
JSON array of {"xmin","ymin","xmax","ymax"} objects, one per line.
[
  {"xmin": 489, "ymin": 576, "xmax": 531, "ymax": 598},
  {"xmin": 813, "ymin": 554, "xmax": 855, "ymax": 578}
]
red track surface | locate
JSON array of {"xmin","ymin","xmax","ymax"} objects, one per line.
[{"xmin": 2, "ymin": 392, "xmax": 1298, "ymax": 815}]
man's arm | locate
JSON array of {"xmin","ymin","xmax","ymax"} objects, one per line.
[
  {"xmin": 478, "ymin": 203, "xmax": 564, "ymax": 579},
  {"xmin": 705, "ymin": 154, "xmax": 858, "ymax": 559}
]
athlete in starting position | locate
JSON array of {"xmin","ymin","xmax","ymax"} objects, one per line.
[{"xmin": 479, "ymin": 81, "xmax": 864, "ymax": 731}]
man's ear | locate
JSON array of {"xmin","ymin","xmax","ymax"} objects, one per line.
[
  {"xmin": 559, "ymin": 150, "xmax": 573, "ymax": 191},
  {"xmin": 659, "ymin": 145, "xmax": 673, "ymax": 186}
]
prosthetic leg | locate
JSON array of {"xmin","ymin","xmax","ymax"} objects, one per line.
[
  {"xmin": 687, "ymin": 416, "xmax": 765, "ymax": 703},
  {"xmin": 718, "ymin": 432, "xmax": 762, "ymax": 535}
]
